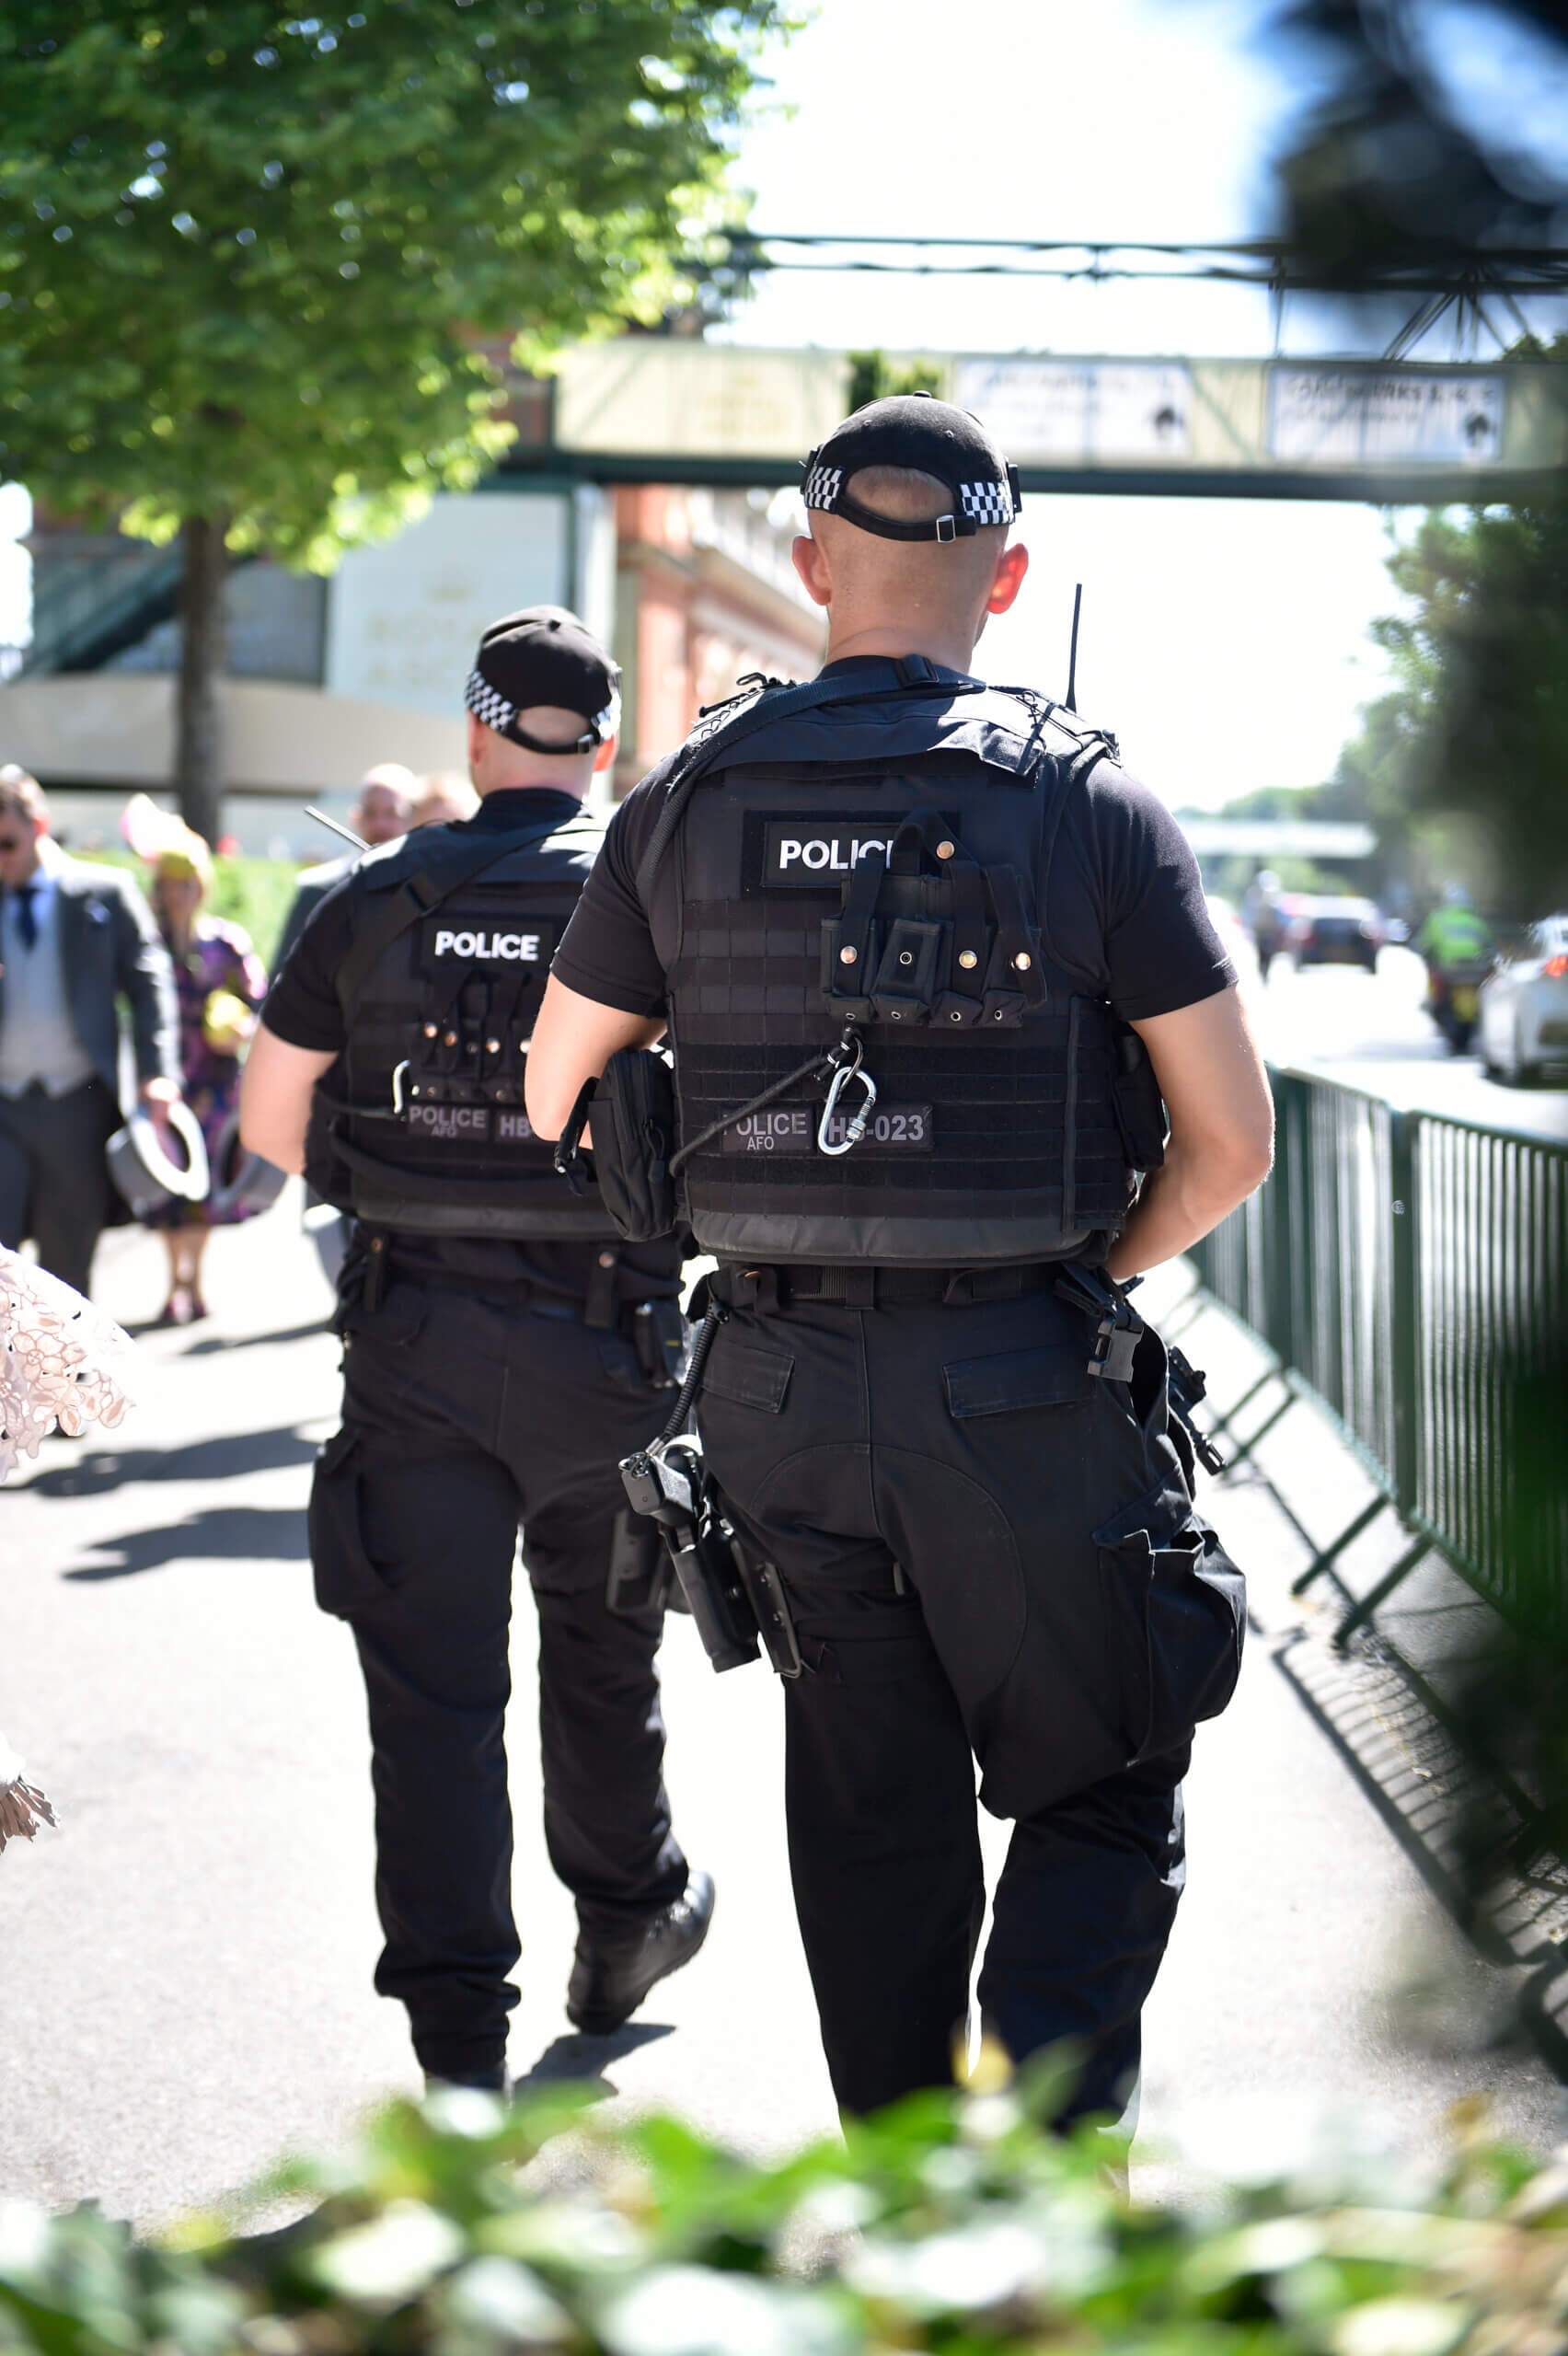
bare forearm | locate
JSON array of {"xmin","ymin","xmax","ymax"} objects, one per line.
[
  {"xmin": 1105, "ymin": 1138, "xmax": 1263, "ymax": 1281},
  {"xmin": 239, "ymin": 1025, "xmax": 334, "ymax": 1174},
  {"xmin": 525, "ymin": 976, "xmax": 663, "ymax": 1140}
]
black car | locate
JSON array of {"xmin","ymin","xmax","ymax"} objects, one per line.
[{"xmin": 1284, "ymin": 895, "xmax": 1386, "ymax": 973}]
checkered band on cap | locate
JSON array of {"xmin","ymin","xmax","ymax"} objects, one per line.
[
  {"xmin": 466, "ymin": 668, "xmax": 516, "ymax": 735},
  {"xmin": 803, "ymin": 462, "xmax": 843, "ymax": 512},
  {"xmin": 467, "ymin": 666, "xmax": 619, "ymax": 747},
  {"xmin": 960, "ymin": 479, "xmax": 1016, "ymax": 525}
]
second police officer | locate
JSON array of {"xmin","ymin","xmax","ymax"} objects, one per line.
[
  {"xmin": 525, "ymin": 398, "xmax": 1276, "ymax": 2130},
  {"xmin": 241, "ymin": 608, "xmax": 712, "ymax": 2094}
]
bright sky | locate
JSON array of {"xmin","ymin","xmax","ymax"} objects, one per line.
[
  {"xmin": 5, "ymin": 0, "xmax": 1559, "ymax": 809},
  {"xmin": 709, "ymin": 0, "xmax": 1556, "ymax": 809}
]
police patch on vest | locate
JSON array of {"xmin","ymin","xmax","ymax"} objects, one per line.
[
  {"xmin": 420, "ymin": 917, "xmax": 553, "ymax": 970},
  {"xmin": 721, "ymin": 1103, "xmax": 934, "ymax": 1153},
  {"xmin": 407, "ymin": 1102, "xmax": 536, "ymax": 1146},
  {"xmin": 739, "ymin": 812, "xmax": 949, "ymax": 895}
]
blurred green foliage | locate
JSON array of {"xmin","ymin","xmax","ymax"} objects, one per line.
[
  {"xmin": 846, "ymin": 352, "xmax": 947, "ymax": 411},
  {"xmin": 2, "ymin": 2078, "xmax": 1566, "ymax": 2356},
  {"xmin": 1355, "ymin": 490, "xmax": 1568, "ymax": 918},
  {"xmin": 86, "ymin": 847, "xmax": 300, "ymax": 973},
  {"xmin": 0, "ymin": 1, "xmax": 793, "ymax": 565}
]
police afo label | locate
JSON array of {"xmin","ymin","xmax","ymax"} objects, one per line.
[
  {"xmin": 420, "ymin": 916, "xmax": 552, "ymax": 968},
  {"xmin": 721, "ymin": 1103, "xmax": 933, "ymax": 1154},
  {"xmin": 408, "ymin": 1103, "xmax": 536, "ymax": 1146}
]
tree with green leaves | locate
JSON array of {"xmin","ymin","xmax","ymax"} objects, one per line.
[
  {"xmin": 0, "ymin": 0, "xmax": 790, "ymax": 839},
  {"xmin": 1353, "ymin": 489, "xmax": 1568, "ymax": 914}
]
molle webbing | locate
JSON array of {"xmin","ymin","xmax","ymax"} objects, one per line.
[
  {"xmin": 334, "ymin": 828, "xmax": 619, "ymax": 1240},
  {"xmin": 651, "ymin": 674, "xmax": 1140, "ymax": 1266}
]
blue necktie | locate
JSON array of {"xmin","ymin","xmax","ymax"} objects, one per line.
[{"xmin": 14, "ymin": 884, "xmax": 37, "ymax": 951}]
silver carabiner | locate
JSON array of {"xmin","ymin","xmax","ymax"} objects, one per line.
[
  {"xmin": 391, "ymin": 1059, "xmax": 410, "ymax": 1117},
  {"xmin": 818, "ymin": 1050, "xmax": 878, "ymax": 1158}
]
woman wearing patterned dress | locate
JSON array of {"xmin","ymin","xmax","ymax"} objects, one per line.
[{"xmin": 141, "ymin": 833, "xmax": 268, "ymax": 1326}]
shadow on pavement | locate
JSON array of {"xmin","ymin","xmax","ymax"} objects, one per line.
[
  {"xmin": 31, "ymin": 1426, "xmax": 320, "ymax": 1499},
  {"xmin": 63, "ymin": 1505, "xmax": 309, "ymax": 1580},
  {"xmin": 511, "ymin": 2020, "xmax": 673, "ymax": 2103},
  {"xmin": 179, "ymin": 1321, "xmax": 334, "ymax": 1357}
]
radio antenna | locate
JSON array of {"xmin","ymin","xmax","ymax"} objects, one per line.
[
  {"xmin": 1065, "ymin": 583, "xmax": 1082, "ymax": 714},
  {"xmin": 305, "ymin": 804, "xmax": 369, "ymax": 851}
]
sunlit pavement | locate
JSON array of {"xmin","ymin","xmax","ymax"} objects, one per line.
[
  {"xmin": 1, "ymin": 1201, "xmax": 1562, "ymax": 2231},
  {"xmin": 1250, "ymin": 944, "xmax": 1568, "ymax": 1143}
]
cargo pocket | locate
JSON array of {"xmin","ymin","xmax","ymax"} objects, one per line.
[
  {"xmin": 943, "ymin": 1341, "xmax": 1092, "ymax": 1419},
  {"xmin": 308, "ymin": 1427, "xmax": 391, "ymax": 1620},
  {"xmin": 700, "ymin": 1338, "xmax": 793, "ymax": 1413},
  {"xmin": 1093, "ymin": 1481, "xmax": 1245, "ymax": 1763}
]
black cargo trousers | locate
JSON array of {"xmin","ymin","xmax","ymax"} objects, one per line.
[
  {"xmin": 309, "ymin": 1272, "xmax": 690, "ymax": 2085},
  {"xmin": 694, "ymin": 1275, "xmax": 1243, "ymax": 2127}
]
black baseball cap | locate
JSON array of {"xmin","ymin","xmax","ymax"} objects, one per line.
[
  {"xmin": 802, "ymin": 392, "xmax": 1022, "ymax": 545},
  {"xmin": 465, "ymin": 604, "xmax": 621, "ymax": 754}
]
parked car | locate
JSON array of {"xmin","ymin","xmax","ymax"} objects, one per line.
[
  {"xmin": 1283, "ymin": 895, "xmax": 1386, "ymax": 973},
  {"xmin": 1478, "ymin": 915, "xmax": 1568, "ymax": 1085}
]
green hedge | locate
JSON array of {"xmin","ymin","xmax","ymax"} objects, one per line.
[{"xmin": 2, "ymin": 2074, "xmax": 1564, "ymax": 2356}]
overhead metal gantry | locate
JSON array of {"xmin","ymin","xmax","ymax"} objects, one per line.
[{"xmin": 690, "ymin": 235, "xmax": 1568, "ymax": 361}]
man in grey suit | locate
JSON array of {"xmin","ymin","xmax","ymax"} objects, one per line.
[{"xmin": 0, "ymin": 766, "xmax": 181, "ymax": 1297}]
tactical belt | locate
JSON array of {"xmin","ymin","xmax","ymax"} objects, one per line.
[{"xmin": 709, "ymin": 1260, "xmax": 1072, "ymax": 1310}]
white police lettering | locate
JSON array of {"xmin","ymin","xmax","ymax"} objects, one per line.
[
  {"xmin": 431, "ymin": 928, "xmax": 542, "ymax": 962},
  {"xmin": 722, "ymin": 1108, "xmax": 814, "ymax": 1153},
  {"xmin": 494, "ymin": 1110, "xmax": 535, "ymax": 1143},
  {"xmin": 776, "ymin": 836, "xmax": 890, "ymax": 875},
  {"xmin": 763, "ymin": 819, "xmax": 899, "ymax": 888},
  {"xmin": 721, "ymin": 1103, "xmax": 933, "ymax": 1154},
  {"xmin": 409, "ymin": 1103, "xmax": 490, "ymax": 1141}
]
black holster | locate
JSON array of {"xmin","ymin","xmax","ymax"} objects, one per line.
[{"xmin": 555, "ymin": 1049, "xmax": 678, "ymax": 1242}]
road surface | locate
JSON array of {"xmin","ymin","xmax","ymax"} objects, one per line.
[{"xmin": 1250, "ymin": 945, "xmax": 1568, "ymax": 1144}]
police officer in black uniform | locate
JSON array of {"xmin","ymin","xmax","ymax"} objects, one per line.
[
  {"xmin": 524, "ymin": 401, "xmax": 1274, "ymax": 2129},
  {"xmin": 241, "ymin": 607, "xmax": 713, "ymax": 2093}
]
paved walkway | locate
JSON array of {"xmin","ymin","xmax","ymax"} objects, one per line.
[{"xmin": 0, "ymin": 1205, "xmax": 1561, "ymax": 2230}]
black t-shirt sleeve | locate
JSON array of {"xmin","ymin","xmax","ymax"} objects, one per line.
[
  {"xmin": 260, "ymin": 878, "xmax": 356, "ymax": 1052},
  {"xmin": 549, "ymin": 776, "xmax": 670, "ymax": 1016},
  {"xmin": 1053, "ymin": 764, "xmax": 1236, "ymax": 1022},
  {"xmin": 549, "ymin": 745, "xmax": 1234, "ymax": 1025}
]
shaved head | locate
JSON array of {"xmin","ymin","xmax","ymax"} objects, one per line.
[{"xmin": 794, "ymin": 464, "xmax": 1028, "ymax": 671}]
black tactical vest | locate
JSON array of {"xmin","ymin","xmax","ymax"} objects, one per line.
[
  {"xmin": 645, "ymin": 667, "xmax": 1160, "ymax": 1268},
  {"xmin": 329, "ymin": 807, "xmax": 621, "ymax": 1239}
]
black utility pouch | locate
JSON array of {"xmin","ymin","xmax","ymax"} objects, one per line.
[
  {"xmin": 1112, "ymin": 1022, "xmax": 1168, "ymax": 1171},
  {"xmin": 555, "ymin": 1048, "xmax": 678, "ymax": 1242}
]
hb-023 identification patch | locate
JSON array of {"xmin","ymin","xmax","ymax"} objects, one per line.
[
  {"xmin": 419, "ymin": 916, "xmax": 554, "ymax": 972},
  {"xmin": 722, "ymin": 1103, "xmax": 934, "ymax": 1153}
]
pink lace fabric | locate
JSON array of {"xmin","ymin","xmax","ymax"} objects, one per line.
[
  {"xmin": 0, "ymin": 1733, "xmax": 55, "ymax": 1852},
  {"xmin": 0, "ymin": 1249, "xmax": 138, "ymax": 1850},
  {"xmin": 0, "ymin": 1248, "xmax": 136, "ymax": 1480}
]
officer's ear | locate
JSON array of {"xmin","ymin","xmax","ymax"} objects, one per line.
[
  {"xmin": 985, "ymin": 539, "xmax": 1030, "ymax": 617},
  {"xmin": 466, "ymin": 710, "xmax": 488, "ymax": 771},
  {"xmin": 791, "ymin": 531, "xmax": 833, "ymax": 609},
  {"xmin": 592, "ymin": 732, "xmax": 618, "ymax": 776}
]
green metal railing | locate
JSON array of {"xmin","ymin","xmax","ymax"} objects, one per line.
[{"xmin": 1188, "ymin": 1067, "xmax": 1568, "ymax": 1639}]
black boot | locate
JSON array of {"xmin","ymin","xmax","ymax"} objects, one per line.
[{"xmin": 566, "ymin": 1870, "xmax": 715, "ymax": 2036}]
